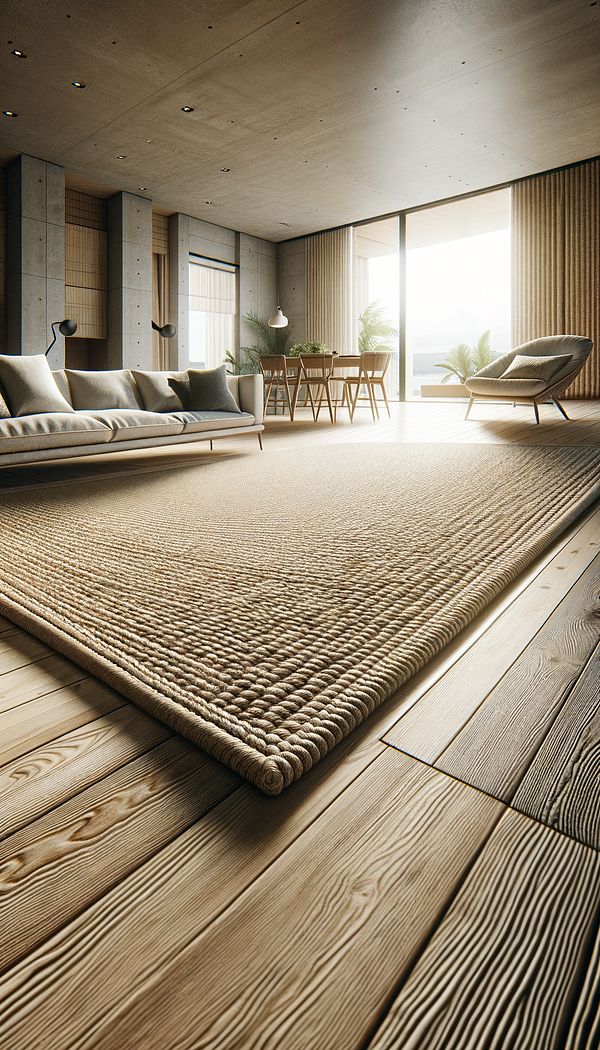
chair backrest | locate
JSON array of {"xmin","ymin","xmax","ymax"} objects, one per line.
[
  {"xmin": 259, "ymin": 355, "xmax": 289, "ymax": 380},
  {"xmin": 359, "ymin": 350, "xmax": 392, "ymax": 379},
  {"xmin": 299, "ymin": 354, "xmax": 334, "ymax": 379}
]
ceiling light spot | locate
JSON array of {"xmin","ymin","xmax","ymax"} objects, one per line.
[
  {"xmin": 296, "ymin": 21, "xmax": 300, "ymax": 24},
  {"xmin": 205, "ymin": 200, "xmax": 213, "ymax": 205},
  {"xmin": 138, "ymin": 186, "xmax": 147, "ymax": 191},
  {"xmin": 220, "ymin": 166, "xmax": 230, "ymax": 172},
  {"xmin": 146, "ymin": 138, "xmax": 153, "ymax": 143},
  {"xmin": 71, "ymin": 80, "xmax": 86, "ymax": 88},
  {"xmin": 208, "ymin": 25, "xmax": 213, "ymax": 29},
  {"xmin": 116, "ymin": 154, "xmax": 126, "ymax": 159},
  {"xmin": 181, "ymin": 105, "xmax": 194, "ymax": 112},
  {"xmin": 461, "ymin": 60, "xmax": 466, "ymax": 64},
  {"xmin": 11, "ymin": 49, "xmax": 26, "ymax": 57},
  {"xmin": 2, "ymin": 110, "xmax": 17, "ymax": 117},
  {"xmin": 279, "ymin": 221, "xmax": 289, "ymax": 226}
]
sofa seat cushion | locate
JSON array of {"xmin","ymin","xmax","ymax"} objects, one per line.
[
  {"xmin": 80, "ymin": 409, "xmax": 184, "ymax": 441},
  {"xmin": 465, "ymin": 377, "xmax": 549, "ymax": 397},
  {"xmin": 0, "ymin": 413, "xmax": 111, "ymax": 454},
  {"xmin": 172, "ymin": 410, "xmax": 255, "ymax": 434}
]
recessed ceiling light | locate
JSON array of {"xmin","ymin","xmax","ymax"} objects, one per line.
[
  {"xmin": 279, "ymin": 221, "xmax": 289, "ymax": 226},
  {"xmin": 205, "ymin": 200, "xmax": 213, "ymax": 205},
  {"xmin": 2, "ymin": 110, "xmax": 17, "ymax": 117},
  {"xmin": 181, "ymin": 105, "xmax": 194, "ymax": 112},
  {"xmin": 71, "ymin": 80, "xmax": 86, "ymax": 88},
  {"xmin": 138, "ymin": 186, "xmax": 147, "ymax": 191},
  {"xmin": 220, "ymin": 167, "xmax": 230, "ymax": 172},
  {"xmin": 11, "ymin": 49, "xmax": 26, "ymax": 58},
  {"xmin": 145, "ymin": 138, "xmax": 153, "ymax": 143},
  {"xmin": 116, "ymin": 154, "xmax": 126, "ymax": 159}
]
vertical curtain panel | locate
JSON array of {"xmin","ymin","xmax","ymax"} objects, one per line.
[
  {"xmin": 306, "ymin": 227, "xmax": 353, "ymax": 353},
  {"xmin": 512, "ymin": 157, "xmax": 600, "ymax": 397},
  {"xmin": 152, "ymin": 252, "xmax": 170, "ymax": 370}
]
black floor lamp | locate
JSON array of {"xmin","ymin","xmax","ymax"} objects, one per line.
[{"xmin": 46, "ymin": 318, "xmax": 77, "ymax": 356}]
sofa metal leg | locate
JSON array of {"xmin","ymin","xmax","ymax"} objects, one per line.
[
  {"xmin": 465, "ymin": 396, "xmax": 474, "ymax": 420},
  {"xmin": 552, "ymin": 397, "xmax": 570, "ymax": 420},
  {"xmin": 257, "ymin": 431, "xmax": 263, "ymax": 450},
  {"xmin": 533, "ymin": 402, "xmax": 540, "ymax": 424}
]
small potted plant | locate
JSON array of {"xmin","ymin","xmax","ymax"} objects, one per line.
[
  {"xmin": 289, "ymin": 340, "xmax": 330, "ymax": 356},
  {"xmin": 420, "ymin": 330, "xmax": 496, "ymax": 398}
]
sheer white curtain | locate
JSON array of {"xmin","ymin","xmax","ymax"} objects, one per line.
[
  {"xmin": 305, "ymin": 227, "xmax": 353, "ymax": 353},
  {"xmin": 189, "ymin": 258, "xmax": 238, "ymax": 369}
]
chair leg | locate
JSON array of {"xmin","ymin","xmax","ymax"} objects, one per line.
[
  {"xmin": 257, "ymin": 431, "xmax": 263, "ymax": 450},
  {"xmin": 533, "ymin": 401, "xmax": 540, "ymax": 424},
  {"xmin": 284, "ymin": 379, "xmax": 294, "ymax": 421},
  {"xmin": 209, "ymin": 439, "xmax": 213, "ymax": 450},
  {"xmin": 465, "ymin": 396, "xmax": 474, "ymax": 420},
  {"xmin": 324, "ymin": 381, "xmax": 335, "ymax": 424},
  {"xmin": 380, "ymin": 381, "xmax": 391, "ymax": 418},
  {"xmin": 552, "ymin": 397, "xmax": 570, "ymax": 420},
  {"xmin": 306, "ymin": 385, "xmax": 317, "ymax": 421}
]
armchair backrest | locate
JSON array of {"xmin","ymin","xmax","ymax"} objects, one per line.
[{"xmin": 473, "ymin": 335, "xmax": 593, "ymax": 383}]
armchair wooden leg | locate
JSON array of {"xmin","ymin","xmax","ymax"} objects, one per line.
[
  {"xmin": 533, "ymin": 402, "xmax": 540, "ymax": 424},
  {"xmin": 257, "ymin": 431, "xmax": 263, "ymax": 450},
  {"xmin": 552, "ymin": 397, "xmax": 570, "ymax": 420},
  {"xmin": 465, "ymin": 397, "xmax": 474, "ymax": 420}
]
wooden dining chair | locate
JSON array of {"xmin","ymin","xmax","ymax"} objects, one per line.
[
  {"xmin": 342, "ymin": 351, "xmax": 393, "ymax": 421},
  {"xmin": 259, "ymin": 355, "xmax": 299, "ymax": 420},
  {"xmin": 292, "ymin": 354, "xmax": 335, "ymax": 423}
]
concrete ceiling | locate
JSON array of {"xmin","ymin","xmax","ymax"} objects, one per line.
[{"xmin": 0, "ymin": 0, "xmax": 599, "ymax": 241}]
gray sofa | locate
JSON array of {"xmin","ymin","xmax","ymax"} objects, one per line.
[{"xmin": 0, "ymin": 367, "xmax": 264, "ymax": 468}]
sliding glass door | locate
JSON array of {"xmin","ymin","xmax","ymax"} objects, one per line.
[
  {"xmin": 353, "ymin": 218, "xmax": 400, "ymax": 398},
  {"xmin": 404, "ymin": 189, "xmax": 511, "ymax": 398}
]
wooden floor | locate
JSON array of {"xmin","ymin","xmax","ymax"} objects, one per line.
[{"xmin": 0, "ymin": 398, "xmax": 599, "ymax": 1050}]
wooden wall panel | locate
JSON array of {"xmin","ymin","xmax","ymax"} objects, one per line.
[
  {"xmin": 64, "ymin": 286, "xmax": 106, "ymax": 340},
  {"xmin": 306, "ymin": 227, "xmax": 353, "ymax": 353},
  {"xmin": 152, "ymin": 213, "xmax": 169, "ymax": 255},
  {"xmin": 65, "ymin": 189, "xmax": 107, "ymax": 231},
  {"xmin": 512, "ymin": 158, "xmax": 600, "ymax": 398}
]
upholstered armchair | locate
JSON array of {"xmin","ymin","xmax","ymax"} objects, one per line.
[{"xmin": 464, "ymin": 335, "xmax": 593, "ymax": 423}]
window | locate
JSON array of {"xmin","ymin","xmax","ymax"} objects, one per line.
[
  {"xmin": 189, "ymin": 256, "xmax": 238, "ymax": 369},
  {"xmin": 405, "ymin": 188, "xmax": 511, "ymax": 398}
]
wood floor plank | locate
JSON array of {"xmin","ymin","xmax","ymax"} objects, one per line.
[
  {"xmin": 0, "ymin": 736, "xmax": 239, "ymax": 973},
  {"xmin": 0, "ymin": 704, "xmax": 173, "ymax": 840},
  {"xmin": 511, "ymin": 645, "xmax": 600, "ymax": 850},
  {"xmin": 435, "ymin": 557, "xmax": 600, "ymax": 802},
  {"xmin": 0, "ymin": 629, "xmax": 53, "ymax": 674},
  {"xmin": 0, "ymin": 732, "xmax": 391, "ymax": 1050},
  {"xmin": 366, "ymin": 809, "xmax": 600, "ymax": 1050},
  {"xmin": 384, "ymin": 509, "xmax": 600, "ymax": 762},
  {"xmin": 0, "ymin": 654, "xmax": 88, "ymax": 714},
  {"xmin": 78, "ymin": 752, "xmax": 502, "ymax": 1050},
  {"xmin": 0, "ymin": 678, "xmax": 126, "ymax": 768},
  {"xmin": 0, "ymin": 615, "xmax": 15, "ymax": 634}
]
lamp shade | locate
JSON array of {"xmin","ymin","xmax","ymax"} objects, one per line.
[
  {"xmin": 268, "ymin": 307, "xmax": 288, "ymax": 328},
  {"xmin": 58, "ymin": 318, "xmax": 77, "ymax": 337},
  {"xmin": 152, "ymin": 320, "xmax": 177, "ymax": 338}
]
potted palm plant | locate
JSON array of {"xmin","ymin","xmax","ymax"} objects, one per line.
[
  {"xmin": 358, "ymin": 300, "xmax": 398, "ymax": 353},
  {"xmin": 225, "ymin": 310, "xmax": 294, "ymax": 374},
  {"xmin": 420, "ymin": 330, "xmax": 495, "ymax": 398}
]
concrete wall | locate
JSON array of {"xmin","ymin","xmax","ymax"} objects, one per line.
[
  {"xmin": 278, "ymin": 237, "xmax": 306, "ymax": 346},
  {"xmin": 238, "ymin": 234, "xmax": 278, "ymax": 351},
  {"xmin": 6, "ymin": 155, "xmax": 65, "ymax": 366},
  {"xmin": 107, "ymin": 192, "xmax": 153, "ymax": 370}
]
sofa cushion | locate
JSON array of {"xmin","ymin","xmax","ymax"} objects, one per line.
[
  {"xmin": 0, "ymin": 413, "xmax": 111, "ymax": 454},
  {"xmin": 186, "ymin": 365, "xmax": 241, "ymax": 413},
  {"xmin": 0, "ymin": 355, "xmax": 75, "ymax": 416},
  {"xmin": 51, "ymin": 370, "xmax": 74, "ymax": 405},
  {"xmin": 501, "ymin": 353, "xmax": 572, "ymax": 383},
  {"xmin": 66, "ymin": 369, "xmax": 141, "ymax": 410},
  {"xmin": 132, "ymin": 370, "xmax": 187, "ymax": 412},
  {"xmin": 81, "ymin": 408, "xmax": 184, "ymax": 441},
  {"xmin": 465, "ymin": 376, "xmax": 549, "ymax": 397},
  {"xmin": 172, "ymin": 410, "xmax": 255, "ymax": 434}
]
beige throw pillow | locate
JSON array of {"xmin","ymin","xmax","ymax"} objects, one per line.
[
  {"xmin": 0, "ymin": 354, "xmax": 75, "ymax": 416},
  {"xmin": 501, "ymin": 353, "xmax": 572, "ymax": 383},
  {"xmin": 66, "ymin": 369, "xmax": 140, "ymax": 410},
  {"xmin": 132, "ymin": 371, "xmax": 185, "ymax": 412}
]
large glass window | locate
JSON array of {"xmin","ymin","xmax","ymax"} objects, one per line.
[
  {"xmin": 405, "ymin": 188, "xmax": 511, "ymax": 398},
  {"xmin": 189, "ymin": 256, "xmax": 238, "ymax": 369},
  {"xmin": 353, "ymin": 218, "xmax": 400, "ymax": 398}
]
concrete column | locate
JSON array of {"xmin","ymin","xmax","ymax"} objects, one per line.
[
  {"xmin": 6, "ymin": 154, "xmax": 65, "ymax": 366},
  {"xmin": 107, "ymin": 192, "xmax": 152, "ymax": 370},
  {"xmin": 278, "ymin": 238, "xmax": 307, "ymax": 345},
  {"xmin": 238, "ymin": 233, "xmax": 277, "ymax": 353},
  {"xmin": 168, "ymin": 213, "xmax": 189, "ymax": 370}
]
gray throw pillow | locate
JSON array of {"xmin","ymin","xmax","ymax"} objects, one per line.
[
  {"xmin": 0, "ymin": 354, "xmax": 75, "ymax": 416},
  {"xmin": 66, "ymin": 369, "xmax": 140, "ymax": 410},
  {"xmin": 167, "ymin": 376, "xmax": 191, "ymax": 409},
  {"xmin": 186, "ymin": 365, "xmax": 240, "ymax": 413},
  {"xmin": 132, "ymin": 370, "xmax": 185, "ymax": 412},
  {"xmin": 501, "ymin": 353, "xmax": 572, "ymax": 383}
]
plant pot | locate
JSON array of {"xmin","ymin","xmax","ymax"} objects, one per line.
[{"xmin": 420, "ymin": 383, "xmax": 468, "ymax": 399}]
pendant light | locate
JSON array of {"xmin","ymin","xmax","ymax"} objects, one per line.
[{"xmin": 268, "ymin": 305, "xmax": 288, "ymax": 328}]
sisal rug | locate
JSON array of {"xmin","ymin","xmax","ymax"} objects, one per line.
[{"xmin": 0, "ymin": 443, "xmax": 598, "ymax": 794}]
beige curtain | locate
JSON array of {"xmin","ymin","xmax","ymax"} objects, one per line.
[
  {"xmin": 512, "ymin": 158, "xmax": 600, "ymax": 397},
  {"xmin": 305, "ymin": 227, "xmax": 353, "ymax": 353},
  {"xmin": 152, "ymin": 252, "xmax": 170, "ymax": 370}
]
